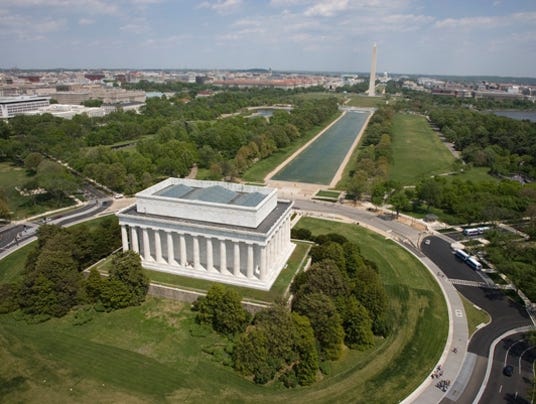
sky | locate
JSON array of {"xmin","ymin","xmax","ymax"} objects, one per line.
[{"xmin": 1, "ymin": 0, "xmax": 535, "ymax": 77}]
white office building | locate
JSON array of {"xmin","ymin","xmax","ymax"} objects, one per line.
[
  {"xmin": 0, "ymin": 95, "xmax": 51, "ymax": 119},
  {"xmin": 117, "ymin": 178, "xmax": 294, "ymax": 290}
]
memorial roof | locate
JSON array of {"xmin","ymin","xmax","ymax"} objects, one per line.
[
  {"xmin": 120, "ymin": 201, "xmax": 292, "ymax": 235},
  {"xmin": 155, "ymin": 184, "xmax": 265, "ymax": 207}
]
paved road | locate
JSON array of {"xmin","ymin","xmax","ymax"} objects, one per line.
[
  {"xmin": 480, "ymin": 332, "xmax": 535, "ymax": 404},
  {"xmin": 422, "ymin": 236, "xmax": 533, "ymax": 403}
]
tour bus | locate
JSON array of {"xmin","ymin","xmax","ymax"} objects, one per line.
[
  {"xmin": 463, "ymin": 226, "xmax": 491, "ymax": 236},
  {"xmin": 463, "ymin": 228, "xmax": 480, "ymax": 236},
  {"xmin": 454, "ymin": 249, "xmax": 470, "ymax": 261},
  {"xmin": 466, "ymin": 257, "xmax": 483, "ymax": 270}
]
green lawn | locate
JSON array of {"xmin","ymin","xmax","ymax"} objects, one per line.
[
  {"xmin": 241, "ymin": 112, "xmax": 342, "ymax": 183},
  {"xmin": 460, "ymin": 294, "xmax": 490, "ymax": 336},
  {"xmin": 0, "ymin": 242, "xmax": 35, "ymax": 283},
  {"xmin": 136, "ymin": 241, "xmax": 310, "ymax": 303},
  {"xmin": 0, "ymin": 218, "xmax": 448, "ymax": 403},
  {"xmin": 345, "ymin": 95, "xmax": 386, "ymax": 108},
  {"xmin": 0, "ymin": 162, "xmax": 76, "ymax": 220},
  {"xmin": 389, "ymin": 113, "xmax": 456, "ymax": 185}
]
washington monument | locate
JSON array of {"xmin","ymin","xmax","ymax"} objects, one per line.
[{"xmin": 368, "ymin": 43, "xmax": 377, "ymax": 97}]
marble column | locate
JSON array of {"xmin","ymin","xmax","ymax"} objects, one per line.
[
  {"xmin": 166, "ymin": 231, "xmax": 175, "ymax": 265},
  {"xmin": 260, "ymin": 245, "xmax": 267, "ymax": 281},
  {"xmin": 220, "ymin": 240, "xmax": 227, "ymax": 273},
  {"xmin": 121, "ymin": 225, "xmax": 129, "ymax": 252},
  {"xmin": 193, "ymin": 235, "xmax": 200, "ymax": 270},
  {"xmin": 206, "ymin": 238, "xmax": 213, "ymax": 272},
  {"xmin": 179, "ymin": 234, "xmax": 187, "ymax": 266},
  {"xmin": 247, "ymin": 244, "xmax": 254, "ymax": 279},
  {"xmin": 233, "ymin": 242, "xmax": 240, "ymax": 276},
  {"xmin": 142, "ymin": 228, "xmax": 151, "ymax": 261},
  {"xmin": 154, "ymin": 230, "xmax": 163, "ymax": 263},
  {"xmin": 130, "ymin": 226, "xmax": 139, "ymax": 253}
]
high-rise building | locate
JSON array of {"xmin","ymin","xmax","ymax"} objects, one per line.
[{"xmin": 368, "ymin": 44, "xmax": 377, "ymax": 97}]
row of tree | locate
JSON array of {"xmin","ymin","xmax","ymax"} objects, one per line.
[
  {"xmin": 1, "ymin": 89, "xmax": 339, "ymax": 197},
  {"xmin": 192, "ymin": 231, "xmax": 389, "ymax": 387},
  {"xmin": 345, "ymin": 105, "xmax": 396, "ymax": 203},
  {"xmin": 428, "ymin": 106, "xmax": 536, "ymax": 179},
  {"xmin": 0, "ymin": 219, "xmax": 148, "ymax": 317}
]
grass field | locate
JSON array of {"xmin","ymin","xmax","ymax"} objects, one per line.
[
  {"xmin": 241, "ymin": 112, "xmax": 342, "ymax": 183},
  {"xmin": 389, "ymin": 114, "xmax": 456, "ymax": 185},
  {"xmin": 345, "ymin": 95, "xmax": 386, "ymax": 108},
  {"xmin": 0, "ymin": 218, "xmax": 447, "ymax": 403},
  {"xmin": 0, "ymin": 162, "xmax": 76, "ymax": 220},
  {"xmin": 460, "ymin": 294, "xmax": 490, "ymax": 336}
]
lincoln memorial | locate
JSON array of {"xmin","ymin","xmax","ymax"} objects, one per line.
[{"xmin": 117, "ymin": 178, "xmax": 295, "ymax": 290}]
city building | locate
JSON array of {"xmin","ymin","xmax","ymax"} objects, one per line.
[
  {"xmin": 117, "ymin": 178, "xmax": 295, "ymax": 290},
  {"xmin": 0, "ymin": 95, "xmax": 50, "ymax": 118}
]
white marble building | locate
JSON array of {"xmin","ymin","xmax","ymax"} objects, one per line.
[{"xmin": 117, "ymin": 178, "xmax": 295, "ymax": 290}]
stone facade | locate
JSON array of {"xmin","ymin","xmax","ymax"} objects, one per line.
[{"xmin": 117, "ymin": 178, "xmax": 294, "ymax": 290}]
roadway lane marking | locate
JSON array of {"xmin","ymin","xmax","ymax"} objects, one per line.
[
  {"xmin": 519, "ymin": 345, "xmax": 536, "ymax": 375},
  {"xmin": 499, "ymin": 384, "xmax": 503, "ymax": 393},
  {"xmin": 505, "ymin": 340, "xmax": 525, "ymax": 366},
  {"xmin": 455, "ymin": 309, "xmax": 463, "ymax": 318}
]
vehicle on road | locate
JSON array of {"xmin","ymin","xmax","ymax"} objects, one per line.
[
  {"xmin": 503, "ymin": 365, "xmax": 514, "ymax": 377},
  {"xmin": 454, "ymin": 249, "xmax": 470, "ymax": 261},
  {"xmin": 466, "ymin": 256, "xmax": 483, "ymax": 270}
]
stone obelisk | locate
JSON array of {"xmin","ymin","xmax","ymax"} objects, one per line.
[{"xmin": 368, "ymin": 43, "xmax": 377, "ymax": 97}]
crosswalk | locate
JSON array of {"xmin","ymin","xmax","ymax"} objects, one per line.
[{"xmin": 449, "ymin": 278, "xmax": 497, "ymax": 288}]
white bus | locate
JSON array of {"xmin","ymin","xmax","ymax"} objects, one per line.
[
  {"xmin": 466, "ymin": 257, "xmax": 482, "ymax": 270},
  {"xmin": 454, "ymin": 249, "xmax": 470, "ymax": 261}
]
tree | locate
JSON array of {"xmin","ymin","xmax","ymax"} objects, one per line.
[
  {"xmin": 0, "ymin": 194, "xmax": 10, "ymax": 221},
  {"xmin": 291, "ymin": 313, "xmax": 319, "ymax": 386},
  {"xmin": 19, "ymin": 232, "xmax": 81, "ymax": 317},
  {"xmin": 389, "ymin": 190, "xmax": 410, "ymax": 217},
  {"xmin": 353, "ymin": 264, "xmax": 390, "ymax": 336},
  {"xmin": 233, "ymin": 327, "xmax": 273, "ymax": 384},
  {"xmin": 291, "ymin": 259, "xmax": 350, "ymax": 300},
  {"xmin": 292, "ymin": 293, "xmax": 344, "ymax": 360},
  {"xmin": 24, "ymin": 152, "xmax": 43, "ymax": 174},
  {"xmin": 0, "ymin": 283, "xmax": 21, "ymax": 313},
  {"xmin": 36, "ymin": 160, "xmax": 77, "ymax": 201},
  {"xmin": 338, "ymin": 296, "xmax": 374, "ymax": 350},
  {"xmin": 192, "ymin": 284, "xmax": 250, "ymax": 336},
  {"xmin": 84, "ymin": 268, "xmax": 105, "ymax": 303},
  {"xmin": 109, "ymin": 251, "xmax": 149, "ymax": 306}
]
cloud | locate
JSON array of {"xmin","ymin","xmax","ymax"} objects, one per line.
[
  {"xmin": 79, "ymin": 18, "xmax": 95, "ymax": 25},
  {"xmin": 199, "ymin": 0, "xmax": 242, "ymax": 14},
  {"xmin": 0, "ymin": 11, "xmax": 65, "ymax": 40},
  {"xmin": 435, "ymin": 12, "xmax": 536, "ymax": 30},
  {"xmin": 304, "ymin": 0, "xmax": 349, "ymax": 17},
  {"xmin": 434, "ymin": 16, "xmax": 498, "ymax": 29},
  {"xmin": 0, "ymin": 0, "xmax": 120, "ymax": 15}
]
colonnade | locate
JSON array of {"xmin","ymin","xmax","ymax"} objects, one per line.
[{"xmin": 120, "ymin": 215, "xmax": 291, "ymax": 283}]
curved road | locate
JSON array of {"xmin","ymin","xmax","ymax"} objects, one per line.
[{"xmin": 421, "ymin": 236, "xmax": 533, "ymax": 403}]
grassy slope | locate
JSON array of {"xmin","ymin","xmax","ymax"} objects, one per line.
[
  {"xmin": 0, "ymin": 218, "xmax": 447, "ymax": 403},
  {"xmin": 389, "ymin": 113, "xmax": 456, "ymax": 185}
]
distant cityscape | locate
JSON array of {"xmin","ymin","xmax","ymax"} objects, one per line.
[{"xmin": 1, "ymin": 68, "xmax": 535, "ymax": 120}]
